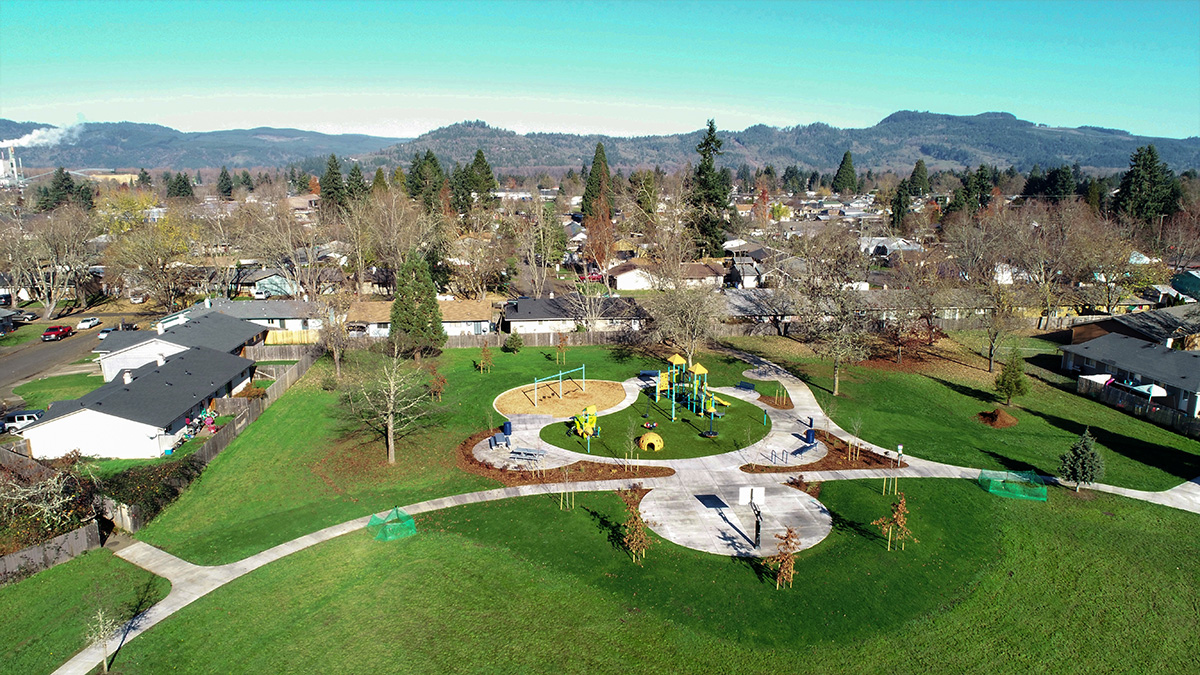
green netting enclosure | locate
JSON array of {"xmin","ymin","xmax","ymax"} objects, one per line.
[
  {"xmin": 978, "ymin": 470, "xmax": 1047, "ymax": 502},
  {"xmin": 367, "ymin": 507, "xmax": 417, "ymax": 541}
]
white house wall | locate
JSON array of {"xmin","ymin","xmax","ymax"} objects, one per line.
[
  {"xmin": 99, "ymin": 341, "xmax": 188, "ymax": 382},
  {"xmin": 23, "ymin": 409, "xmax": 174, "ymax": 460}
]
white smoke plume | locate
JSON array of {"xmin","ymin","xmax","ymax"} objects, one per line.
[{"xmin": 0, "ymin": 124, "xmax": 85, "ymax": 148}]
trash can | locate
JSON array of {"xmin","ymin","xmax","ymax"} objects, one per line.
[
  {"xmin": 503, "ymin": 421, "xmax": 513, "ymax": 436},
  {"xmin": 804, "ymin": 428, "xmax": 815, "ymax": 444}
]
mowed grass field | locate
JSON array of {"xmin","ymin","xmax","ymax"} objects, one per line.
[
  {"xmin": 96, "ymin": 480, "xmax": 1198, "ymax": 674},
  {"xmin": 0, "ymin": 549, "xmax": 170, "ymax": 675},
  {"xmin": 724, "ymin": 336, "xmax": 1200, "ymax": 491},
  {"xmin": 135, "ymin": 345, "xmax": 766, "ymax": 565},
  {"xmin": 12, "ymin": 373, "xmax": 104, "ymax": 410}
]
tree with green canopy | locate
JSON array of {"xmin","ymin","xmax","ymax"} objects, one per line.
[
  {"xmin": 136, "ymin": 168, "xmax": 153, "ymax": 188},
  {"xmin": 1059, "ymin": 428, "xmax": 1104, "ymax": 491},
  {"xmin": 687, "ymin": 120, "xmax": 730, "ymax": 257},
  {"xmin": 346, "ymin": 163, "xmax": 369, "ymax": 203},
  {"xmin": 891, "ymin": 179, "xmax": 909, "ymax": 230},
  {"xmin": 389, "ymin": 256, "xmax": 446, "ymax": 356},
  {"xmin": 581, "ymin": 142, "xmax": 613, "ymax": 220},
  {"xmin": 372, "ymin": 167, "xmax": 389, "ymax": 193},
  {"xmin": 1113, "ymin": 145, "xmax": 1182, "ymax": 225},
  {"xmin": 994, "ymin": 349, "xmax": 1030, "ymax": 405},
  {"xmin": 320, "ymin": 154, "xmax": 348, "ymax": 213},
  {"xmin": 216, "ymin": 167, "xmax": 233, "ymax": 198},
  {"xmin": 908, "ymin": 159, "xmax": 929, "ymax": 195},
  {"xmin": 831, "ymin": 151, "xmax": 856, "ymax": 195}
]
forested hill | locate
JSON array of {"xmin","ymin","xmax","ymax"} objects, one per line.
[
  {"xmin": 373, "ymin": 113, "xmax": 1200, "ymax": 174},
  {"xmin": 0, "ymin": 120, "xmax": 405, "ymax": 170}
]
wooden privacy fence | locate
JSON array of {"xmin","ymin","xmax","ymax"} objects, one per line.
[
  {"xmin": 0, "ymin": 521, "xmax": 100, "ymax": 584},
  {"xmin": 265, "ymin": 329, "xmax": 319, "ymax": 345},
  {"xmin": 244, "ymin": 344, "xmax": 316, "ymax": 361},
  {"xmin": 1077, "ymin": 378, "xmax": 1200, "ymax": 439}
]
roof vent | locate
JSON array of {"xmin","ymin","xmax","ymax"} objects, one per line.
[{"xmin": 156, "ymin": 354, "xmax": 166, "ymax": 367}]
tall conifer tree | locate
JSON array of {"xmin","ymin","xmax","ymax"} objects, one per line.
[{"xmin": 831, "ymin": 151, "xmax": 856, "ymax": 195}]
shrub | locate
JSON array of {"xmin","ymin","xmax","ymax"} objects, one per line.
[
  {"xmin": 503, "ymin": 332, "xmax": 523, "ymax": 353},
  {"xmin": 101, "ymin": 456, "xmax": 204, "ymax": 522}
]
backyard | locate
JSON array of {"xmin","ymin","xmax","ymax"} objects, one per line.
[
  {"xmin": 724, "ymin": 335, "xmax": 1200, "ymax": 491},
  {"xmin": 12, "ymin": 373, "xmax": 104, "ymax": 410}
]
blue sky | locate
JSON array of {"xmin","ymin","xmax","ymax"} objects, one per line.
[{"xmin": 1, "ymin": 0, "xmax": 1198, "ymax": 138}]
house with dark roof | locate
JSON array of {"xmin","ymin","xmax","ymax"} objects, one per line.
[
  {"xmin": 163, "ymin": 297, "xmax": 324, "ymax": 332},
  {"xmin": 1070, "ymin": 304, "xmax": 1200, "ymax": 350},
  {"xmin": 92, "ymin": 311, "xmax": 266, "ymax": 382},
  {"xmin": 1059, "ymin": 333, "xmax": 1200, "ymax": 419},
  {"xmin": 501, "ymin": 295, "xmax": 648, "ymax": 334},
  {"xmin": 20, "ymin": 347, "xmax": 256, "ymax": 459}
]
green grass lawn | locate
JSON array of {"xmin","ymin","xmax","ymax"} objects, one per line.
[
  {"xmin": 0, "ymin": 549, "xmax": 170, "ymax": 675},
  {"xmin": 134, "ymin": 346, "xmax": 772, "ymax": 565},
  {"xmin": 100, "ymin": 479, "xmax": 1198, "ymax": 674},
  {"xmin": 0, "ymin": 323, "xmax": 40, "ymax": 347},
  {"xmin": 540, "ymin": 388, "xmax": 771, "ymax": 459},
  {"xmin": 725, "ymin": 336, "xmax": 1200, "ymax": 491},
  {"xmin": 12, "ymin": 373, "xmax": 104, "ymax": 410}
]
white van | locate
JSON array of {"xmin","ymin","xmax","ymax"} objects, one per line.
[
  {"xmin": 252, "ymin": 289, "xmax": 271, "ymax": 300},
  {"xmin": 4, "ymin": 409, "xmax": 44, "ymax": 431}
]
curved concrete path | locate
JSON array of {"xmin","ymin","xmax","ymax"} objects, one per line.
[{"xmin": 52, "ymin": 349, "xmax": 1200, "ymax": 675}]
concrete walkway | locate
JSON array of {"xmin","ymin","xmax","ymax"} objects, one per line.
[{"xmin": 52, "ymin": 349, "xmax": 1200, "ymax": 675}]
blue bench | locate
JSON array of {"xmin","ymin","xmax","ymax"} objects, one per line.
[
  {"xmin": 639, "ymin": 370, "xmax": 659, "ymax": 378},
  {"xmin": 737, "ymin": 381, "xmax": 757, "ymax": 392},
  {"xmin": 489, "ymin": 432, "xmax": 511, "ymax": 449}
]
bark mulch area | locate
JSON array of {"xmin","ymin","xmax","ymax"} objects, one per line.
[
  {"xmin": 977, "ymin": 408, "xmax": 1019, "ymax": 428},
  {"xmin": 739, "ymin": 429, "xmax": 907, "ymax": 474},
  {"xmin": 455, "ymin": 428, "xmax": 674, "ymax": 487},
  {"xmin": 757, "ymin": 394, "xmax": 793, "ymax": 410},
  {"xmin": 783, "ymin": 476, "xmax": 822, "ymax": 499}
]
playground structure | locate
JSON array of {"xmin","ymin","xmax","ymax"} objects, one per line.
[
  {"xmin": 532, "ymin": 365, "xmax": 586, "ymax": 407},
  {"xmin": 638, "ymin": 432, "xmax": 664, "ymax": 452},
  {"xmin": 572, "ymin": 405, "xmax": 600, "ymax": 438},
  {"xmin": 651, "ymin": 354, "xmax": 730, "ymax": 434}
]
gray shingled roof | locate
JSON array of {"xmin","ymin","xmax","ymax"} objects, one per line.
[
  {"xmin": 1060, "ymin": 333, "xmax": 1200, "ymax": 392},
  {"xmin": 33, "ymin": 347, "xmax": 255, "ymax": 429},
  {"xmin": 94, "ymin": 311, "xmax": 266, "ymax": 355},
  {"xmin": 190, "ymin": 297, "xmax": 322, "ymax": 321},
  {"xmin": 1111, "ymin": 305, "xmax": 1200, "ymax": 344},
  {"xmin": 504, "ymin": 295, "xmax": 647, "ymax": 322}
]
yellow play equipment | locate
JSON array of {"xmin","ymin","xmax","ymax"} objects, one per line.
[
  {"xmin": 572, "ymin": 405, "xmax": 600, "ymax": 438},
  {"xmin": 638, "ymin": 432, "xmax": 664, "ymax": 452}
]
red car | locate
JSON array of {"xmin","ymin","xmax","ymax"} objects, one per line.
[
  {"xmin": 578, "ymin": 273, "xmax": 604, "ymax": 282},
  {"xmin": 41, "ymin": 325, "xmax": 73, "ymax": 341}
]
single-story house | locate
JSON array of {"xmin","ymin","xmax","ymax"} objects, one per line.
[
  {"xmin": 727, "ymin": 258, "xmax": 765, "ymax": 289},
  {"xmin": 1059, "ymin": 333, "xmax": 1200, "ymax": 419},
  {"xmin": 1070, "ymin": 304, "xmax": 1200, "ymax": 350},
  {"xmin": 681, "ymin": 262, "xmax": 726, "ymax": 288},
  {"xmin": 502, "ymin": 295, "xmax": 648, "ymax": 334},
  {"xmin": 93, "ymin": 311, "xmax": 267, "ymax": 382},
  {"xmin": 232, "ymin": 268, "xmax": 300, "ymax": 297},
  {"xmin": 347, "ymin": 298, "xmax": 496, "ymax": 338},
  {"xmin": 21, "ymin": 347, "xmax": 256, "ymax": 459},
  {"xmin": 170, "ymin": 298, "xmax": 325, "ymax": 332},
  {"xmin": 724, "ymin": 288, "xmax": 797, "ymax": 333},
  {"xmin": 859, "ymin": 236, "xmax": 924, "ymax": 258},
  {"xmin": 607, "ymin": 260, "xmax": 656, "ymax": 291}
]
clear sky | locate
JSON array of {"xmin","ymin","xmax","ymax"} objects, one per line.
[{"xmin": 1, "ymin": 0, "xmax": 1198, "ymax": 139}]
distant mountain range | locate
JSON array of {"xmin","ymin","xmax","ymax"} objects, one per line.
[
  {"xmin": 3, "ymin": 111, "xmax": 1197, "ymax": 174},
  {"xmin": 374, "ymin": 113, "xmax": 1199, "ymax": 174},
  {"xmin": 0, "ymin": 120, "xmax": 406, "ymax": 170}
]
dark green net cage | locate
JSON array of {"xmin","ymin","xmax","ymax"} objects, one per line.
[
  {"xmin": 978, "ymin": 470, "xmax": 1047, "ymax": 502},
  {"xmin": 367, "ymin": 507, "xmax": 417, "ymax": 541}
]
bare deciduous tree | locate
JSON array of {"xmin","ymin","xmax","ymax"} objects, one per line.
[
  {"xmin": 0, "ymin": 206, "xmax": 97, "ymax": 319},
  {"xmin": 341, "ymin": 357, "xmax": 434, "ymax": 464},
  {"xmin": 645, "ymin": 286, "xmax": 723, "ymax": 365},
  {"xmin": 105, "ymin": 214, "xmax": 195, "ymax": 311}
]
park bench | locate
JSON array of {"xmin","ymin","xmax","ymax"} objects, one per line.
[
  {"xmin": 736, "ymin": 381, "xmax": 757, "ymax": 392},
  {"xmin": 639, "ymin": 370, "xmax": 659, "ymax": 378}
]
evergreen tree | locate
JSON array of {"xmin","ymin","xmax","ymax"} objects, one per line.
[
  {"xmin": 807, "ymin": 170, "xmax": 820, "ymax": 191},
  {"xmin": 37, "ymin": 167, "xmax": 76, "ymax": 211},
  {"xmin": 687, "ymin": 120, "xmax": 729, "ymax": 257},
  {"xmin": 372, "ymin": 167, "xmax": 389, "ymax": 193},
  {"xmin": 1113, "ymin": 145, "xmax": 1182, "ymax": 225},
  {"xmin": 389, "ymin": 256, "xmax": 446, "ymax": 356},
  {"xmin": 468, "ymin": 149, "xmax": 498, "ymax": 203},
  {"xmin": 407, "ymin": 150, "xmax": 445, "ymax": 213},
  {"xmin": 581, "ymin": 142, "xmax": 613, "ymax": 219},
  {"xmin": 781, "ymin": 165, "xmax": 804, "ymax": 193},
  {"xmin": 320, "ymin": 154, "xmax": 348, "ymax": 213},
  {"xmin": 346, "ymin": 163, "xmax": 369, "ymax": 203},
  {"xmin": 1045, "ymin": 166, "xmax": 1075, "ymax": 199},
  {"xmin": 161, "ymin": 171, "xmax": 172, "ymax": 187},
  {"xmin": 994, "ymin": 349, "xmax": 1030, "ymax": 405},
  {"xmin": 831, "ymin": 151, "xmax": 857, "ymax": 195},
  {"xmin": 167, "ymin": 172, "xmax": 193, "ymax": 199},
  {"xmin": 890, "ymin": 179, "xmax": 909, "ymax": 230},
  {"xmin": 73, "ymin": 181, "xmax": 94, "ymax": 210},
  {"xmin": 194, "ymin": 170, "xmax": 202, "ymax": 185},
  {"xmin": 390, "ymin": 166, "xmax": 407, "ymax": 192},
  {"xmin": 449, "ymin": 163, "xmax": 473, "ymax": 215},
  {"xmin": 909, "ymin": 160, "xmax": 929, "ymax": 195},
  {"xmin": 217, "ymin": 167, "xmax": 234, "ymax": 198},
  {"xmin": 136, "ymin": 168, "xmax": 153, "ymax": 188},
  {"xmin": 1059, "ymin": 428, "xmax": 1104, "ymax": 491},
  {"xmin": 239, "ymin": 169, "xmax": 255, "ymax": 192}
]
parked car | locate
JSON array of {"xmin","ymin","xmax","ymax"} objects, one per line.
[
  {"xmin": 76, "ymin": 317, "xmax": 101, "ymax": 330},
  {"xmin": 97, "ymin": 327, "xmax": 115, "ymax": 339},
  {"xmin": 577, "ymin": 273, "xmax": 603, "ymax": 282},
  {"xmin": 4, "ymin": 409, "xmax": 44, "ymax": 431},
  {"xmin": 130, "ymin": 292, "xmax": 147, "ymax": 304},
  {"xmin": 252, "ymin": 289, "xmax": 271, "ymax": 300},
  {"xmin": 16, "ymin": 311, "xmax": 39, "ymax": 322},
  {"xmin": 41, "ymin": 325, "xmax": 73, "ymax": 341}
]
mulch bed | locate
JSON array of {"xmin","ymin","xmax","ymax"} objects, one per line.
[
  {"xmin": 739, "ymin": 429, "xmax": 907, "ymax": 474},
  {"xmin": 757, "ymin": 394, "xmax": 793, "ymax": 410},
  {"xmin": 455, "ymin": 428, "xmax": 675, "ymax": 487},
  {"xmin": 977, "ymin": 408, "xmax": 1019, "ymax": 428},
  {"xmin": 784, "ymin": 476, "xmax": 822, "ymax": 499}
]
